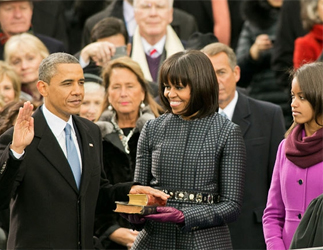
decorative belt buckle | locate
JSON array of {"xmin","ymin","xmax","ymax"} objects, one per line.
[
  {"xmin": 163, "ymin": 189, "xmax": 174, "ymax": 199},
  {"xmin": 175, "ymin": 191, "xmax": 184, "ymax": 200},
  {"xmin": 195, "ymin": 193, "xmax": 202, "ymax": 203},
  {"xmin": 188, "ymin": 193, "xmax": 195, "ymax": 201},
  {"xmin": 207, "ymin": 194, "xmax": 214, "ymax": 204}
]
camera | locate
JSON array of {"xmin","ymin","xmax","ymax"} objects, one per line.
[{"xmin": 111, "ymin": 45, "xmax": 128, "ymax": 60}]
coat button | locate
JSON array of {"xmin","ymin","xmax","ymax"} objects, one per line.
[
  {"xmin": 298, "ymin": 213, "xmax": 302, "ymax": 219},
  {"xmin": 298, "ymin": 179, "xmax": 303, "ymax": 185}
]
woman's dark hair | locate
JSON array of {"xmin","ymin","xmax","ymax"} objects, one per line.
[
  {"xmin": 285, "ymin": 62, "xmax": 323, "ymax": 137},
  {"xmin": 159, "ymin": 50, "xmax": 219, "ymax": 119}
]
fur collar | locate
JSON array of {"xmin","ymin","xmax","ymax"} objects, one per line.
[
  {"xmin": 242, "ymin": 0, "xmax": 280, "ymax": 29},
  {"xmin": 96, "ymin": 105, "xmax": 155, "ymax": 137}
]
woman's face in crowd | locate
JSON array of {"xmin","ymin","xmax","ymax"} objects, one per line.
[
  {"xmin": 0, "ymin": 75, "xmax": 15, "ymax": 104},
  {"xmin": 9, "ymin": 48, "xmax": 43, "ymax": 84},
  {"xmin": 163, "ymin": 81, "xmax": 191, "ymax": 115},
  {"xmin": 108, "ymin": 67, "xmax": 145, "ymax": 117},
  {"xmin": 79, "ymin": 90, "xmax": 105, "ymax": 122},
  {"xmin": 291, "ymin": 77, "xmax": 316, "ymax": 126}
]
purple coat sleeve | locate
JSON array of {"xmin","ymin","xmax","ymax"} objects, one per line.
[{"xmin": 263, "ymin": 140, "xmax": 287, "ymax": 250}]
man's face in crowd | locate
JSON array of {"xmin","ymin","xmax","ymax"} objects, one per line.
[
  {"xmin": 0, "ymin": 1, "xmax": 33, "ymax": 37},
  {"xmin": 134, "ymin": 0, "xmax": 173, "ymax": 43},
  {"xmin": 208, "ymin": 52, "xmax": 240, "ymax": 109}
]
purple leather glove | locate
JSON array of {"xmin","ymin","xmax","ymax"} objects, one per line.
[
  {"xmin": 120, "ymin": 213, "xmax": 146, "ymax": 224},
  {"xmin": 144, "ymin": 207, "xmax": 185, "ymax": 224}
]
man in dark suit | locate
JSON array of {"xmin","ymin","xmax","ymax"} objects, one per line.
[
  {"xmin": 81, "ymin": 0, "xmax": 198, "ymax": 48},
  {"xmin": 202, "ymin": 43, "xmax": 285, "ymax": 249},
  {"xmin": 0, "ymin": 52, "xmax": 168, "ymax": 249},
  {"xmin": 0, "ymin": 0, "xmax": 65, "ymax": 60}
]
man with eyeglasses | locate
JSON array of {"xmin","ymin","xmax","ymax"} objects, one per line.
[
  {"xmin": 131, "ymin": 0, "xmax": 184, "ymax": 83},
  {"xmin": 0, "ymin": 0, "xmax": 65, "ymax": 60},
  {"xmin": 82, "ymin": 0, "xmax": 197, "ymax": 50}
]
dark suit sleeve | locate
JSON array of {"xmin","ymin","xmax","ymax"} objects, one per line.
[
  {"xmin": 267, "ymin": 106, "xmax": 285, "ymax": 185},
  {"xmin": 0, "ymin": 130, "xmax": 23, "ymax": 210}
]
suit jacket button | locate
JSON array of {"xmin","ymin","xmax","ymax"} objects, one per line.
[
  {"xmin": 298, "ymin": 179, "xmax": 303, "ymax": 185},
  {"xmin": 298, "ymin": 213, "xmax": 302, "ymax": 219}
]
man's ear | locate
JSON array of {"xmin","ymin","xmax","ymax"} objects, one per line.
[
  {"xmin": 233, "ymin": 65, "xmax": 241, "ymax": 83},
  {"xmin": 37, "ymin": 80, "xmax": 48, "ymax": 97}
]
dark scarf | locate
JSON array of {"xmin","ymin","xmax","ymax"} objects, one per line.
[
  {"xmin": 285, "ymin": 124, "xmax": 323, "ymax": 168},
  {"xmin": 0, "ymin": 26, "xmax": 33, "ymax": 45}
]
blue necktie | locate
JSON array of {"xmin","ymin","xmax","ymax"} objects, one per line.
[
  {"xmin": 65, "ymin": 123, "xmax": 81, "ymax": 189},
  {"xmin": 220, "ymin": 111, "xmax": 228, "ymax": 119}
]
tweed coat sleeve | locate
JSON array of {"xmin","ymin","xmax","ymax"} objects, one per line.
[{"xmin": 134, "ymin": 114, "xmax": 246, "ymax": 232}]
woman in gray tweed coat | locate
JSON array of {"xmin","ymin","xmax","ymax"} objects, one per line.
[{"xmin": 128, "ymin": 50, "xmax": 246, "ymax": 249}]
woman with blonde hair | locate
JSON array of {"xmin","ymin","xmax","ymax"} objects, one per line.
[
  {"xmin": 94, "ymin": 56, "xmax": 163, "ymax": 249},
  {"xmin": 0, "ymin": 61, "xmax": 21, "ymax": 109},
  {"xmin": 4, "ymin": 33, "xmax": 49, "ymax": 105}
]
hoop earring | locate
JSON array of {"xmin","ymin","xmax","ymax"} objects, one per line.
[{"xmin": 108, "ymin": 105, "xmax": 113, "ymax": 111}]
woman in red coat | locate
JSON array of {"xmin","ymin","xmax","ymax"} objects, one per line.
[{"xmin": 293, "ymin": 0, "xmax": 323, "ymax": 68}]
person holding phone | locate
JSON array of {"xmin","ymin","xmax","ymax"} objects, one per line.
[
  {"xmin": 235, "ymin": 0, "xmax": 290, "ymax": 128},
  {"xmin": 76, "ymin": 17, "xmax": 131, "ymax": 76}
]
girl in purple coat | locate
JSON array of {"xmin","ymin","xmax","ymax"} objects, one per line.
[{"xmin": 263, "ymin": 61, "xmax": 323, "ymax": 250}]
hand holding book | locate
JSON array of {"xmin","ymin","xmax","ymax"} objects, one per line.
[
  {"xmin": 129, "ymin": 185, "xmax": 169, "ymax": 202},
  {"xmin": 145, "ymin": 207, "xmax": 185, "ymax": 224}
]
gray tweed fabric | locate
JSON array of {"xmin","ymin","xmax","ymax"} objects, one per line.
[{"xmin": 132, "ymin": 113, "xmax": 246, "ymax": 250}]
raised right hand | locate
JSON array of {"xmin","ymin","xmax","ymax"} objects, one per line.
[{"xmin": 10, "ymin": 101, "xmax": 34, "ymax": 154}]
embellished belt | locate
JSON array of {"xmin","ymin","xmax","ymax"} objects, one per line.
[{"xmin": 162, "ymin": 189, "xmax": 219, "ymax": 204}]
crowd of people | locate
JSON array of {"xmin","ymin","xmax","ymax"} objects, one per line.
[{"xmin": 0, "ymin": 0, "xmax": 322, "ymax": 249}]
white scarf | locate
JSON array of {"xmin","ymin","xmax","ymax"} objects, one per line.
[{"xmin": 131, "ymin": 25, "xmax": 184, "ymax": 81}]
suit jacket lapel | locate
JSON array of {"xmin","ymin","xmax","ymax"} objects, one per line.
[
  {"xmin": 33, "ymin": 109, "xmax": 79, "ymax": 193},
  {"xmin": 72, "ymin": 116, "xmax": 97, "ymax": 195},
  {"xmin": 232, "ymin": 92, "xmax": 251, "ymax": 137}
]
